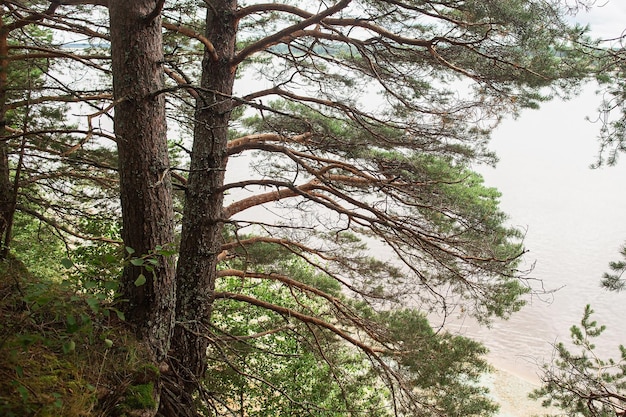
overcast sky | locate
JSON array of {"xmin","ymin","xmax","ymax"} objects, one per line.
[{"xmin": 574, "ymin": 0, "xmax": 626, "ymax": 40}]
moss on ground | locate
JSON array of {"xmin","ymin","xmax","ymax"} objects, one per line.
[
  {"xmin": 0, "ymin": 257, "xmax": 159, "ymax": 416},
  {"xmin": 124, "ymin": 382, "xmax": 157, "ymax": 410}
]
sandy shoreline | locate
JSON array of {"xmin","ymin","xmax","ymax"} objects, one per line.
[{"xmin": 484, "ymin": 367, "xmax": 555, "ymax": 417}]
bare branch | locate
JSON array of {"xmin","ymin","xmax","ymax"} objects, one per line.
[
  {"xmin": 223, "ymin": 179, "xmax": 320, "ymax": 218},
  {"xmin": 232, "ymin": 0, "xmax": 352, "ymax": 67},
  {"xmin": 162, "ymin": 21, "xmax": 218, "ymax": 62},
  {"xmin": 17, "ymin": 205, "xmax": 121, "ymax": 244},
  {"xmin": 144, "ymin": 0, "xmax": 165, "ymax": 25},
  {"xmin": 220, "ymin": 236, "xmax": 334, "ymax": 260},
  {"xmin": 7, "ymin": 93, "xmax": 112, "ymax": 110},
  {"xmin": 56, "ymin": 0, "xmax": 109, "ymax": 6},
  {"xmin": 227, "ymin": 132, "xmax": 311, "ymax": 154},
  {"xmin": 2, "ymin": 1, "xmax": 61, "ymax": 33},
  {"xmin": 214, "ymin": 291, "xmax": 382, "ymax": 357},
  {"xmin": 8, "ymin": 46, "xmax": 110, "ymax": 72},
  {"xmin": 164, "ymin": 67, "xmax": 199, "ymax": 99}
]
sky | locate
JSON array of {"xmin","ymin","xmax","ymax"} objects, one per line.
[
  {"xmin": 576, "ymin": 0, "xmax": 626, "ymax": 38},
  {"xmin": 574, "ymin": 0, "xmax": 626, "ymax": 40}
]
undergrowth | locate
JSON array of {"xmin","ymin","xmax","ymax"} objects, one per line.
[{"xmin": 0, "ymin": 256, "xmax": 158, "ymax": 416}]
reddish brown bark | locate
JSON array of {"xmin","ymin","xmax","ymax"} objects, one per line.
[{"xmin": 109, "ymin": 0, "xmax": 176, "ymax": 362}]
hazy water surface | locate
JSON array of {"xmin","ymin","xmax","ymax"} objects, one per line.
[{"xmin": 457, "ymin": 87, "xmax": 626, "ymax": 381}]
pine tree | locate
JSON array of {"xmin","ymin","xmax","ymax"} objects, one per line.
[
  {"xmin": 532, "ymin": 305, "xmax": 626, "ymax": 417},
  {"xmin": 1, "ymin": 1, "xmax": 608, "ymax": 416}
]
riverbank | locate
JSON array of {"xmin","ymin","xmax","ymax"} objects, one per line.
[{"xmin": 485, "ymin": 367, "xmax": 555, "ymax": 417}]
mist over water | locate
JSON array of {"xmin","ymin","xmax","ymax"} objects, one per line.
[{"xmin": 460, "ymin": 86, "xmax": 626, "ymax": 381}]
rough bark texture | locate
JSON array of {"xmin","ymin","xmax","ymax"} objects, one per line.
[
  {"xmin": 109, "ymin": 0, "xmax": 176, "ymax": 362},
  {"xmin": 162, "ymin": 0, "xmax": 237, "ymax": 411}
]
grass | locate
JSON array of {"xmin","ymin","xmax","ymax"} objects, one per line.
[{"xmin": 0, "ymin": 256, "xmax": 159, "ymax": 416}]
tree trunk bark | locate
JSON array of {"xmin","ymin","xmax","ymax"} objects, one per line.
[
  {"xmin": 109, "ymin": 0, "xmax": 176, "ymax": 362},
  {"xmin": 166, "ymin": 0, "xmax": 237, "ymax": 403}
]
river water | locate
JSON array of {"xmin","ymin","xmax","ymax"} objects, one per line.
[{"xmin": 455, "ymin": 86, "xmax": 626, "ymax": 382}]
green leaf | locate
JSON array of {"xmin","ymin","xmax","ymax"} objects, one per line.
[
  {"xmin": 109, "ymin": 307, "xmax": 125, "ymax": 321},
  {"xmin": 86, "ymin": 297, "xmax": 100, "ymax": 313},
  {"xmin": 130, "ymin": 258, "xmax": 144, "ymax": 266},
  {"xmin": 66, "ymin": 314, "xmax": 80, "ymax": 333},
  {"xmin": 83, "ymin": 280, "xmax": 97, "ymax": 289},
  {"xmin": 62, "ymin": 340, "xmax": 76, "ymax": 354},
  {"xmin": 16, "ymin": 384, "xmax": 29, "ymax": 401},
  {"xmin": 104, "ymin": 254, "xmax": 118, "ymax": 263},
  {"xmin": 134, "ymin": 274, "xmax": 147, "ymax": 287},
  {"xmin": 104, "ymin": 280, "xmax": 119, "ymax": 291},
  {"xmin": 60, "ymin": 258, "xmax": 73, "ymax": 269},
  {"xmin": 104, "ymin": 338, "xmax": 113, "ymax": 348},
  {"xmin": 53, "ymin": 392, "xmax": 63, "ymax": 408},
  {"xmin": 125, "ymin": 246, "xmax": 136, "ymax": 255}
]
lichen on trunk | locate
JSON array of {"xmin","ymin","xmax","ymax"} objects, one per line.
[
  {"xmin": 167, "ymin": 0, "xmax": 238, "ymax": 400},
  {"xmin": 109, "ymin": 0, "xmax": 176, "ymax": 363}
]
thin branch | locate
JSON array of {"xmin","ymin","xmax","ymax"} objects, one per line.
[
  {"xmin": 7, "ymin": 46, "xmax": 110, "ymax": 72},
  {"xmin": 232, "ymin": 0, "xmax": 352, "ymax": 67},
  {"xmin": 63, "ymin": 98, "xmax": 124, "ymax": 156},
  {"xmin": 162, "ymin": 21, "xmax": 218, "ymax": 62},
  {"xmin": 221, "ymin": 324, "xmax": 295, "ymax": 341},
  {"xmin": 220, "ymin": 236, "xmax": 334, "ymax": 260},
  {"xmin": 144, "ymin": 0, "xmax": 165, "ymax": 25},
  {"xmin": 2, "ymin": 1, "xmax": 61, "ymax": 33},
  {"xmin": 217, "ymin": 268, "xmax": 391, "ymax": 347},
  {"xmin": 17, "ymin": 205, "xmax": 121, "ymax": 244},
  {"xmin": 214, "ymin": 291, "xmax": 382, "ymax": 357}
]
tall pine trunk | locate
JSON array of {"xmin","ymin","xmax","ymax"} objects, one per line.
[
  {"xmin": 109, "ymin": 0, "xmax": 176, "ymax": 362},
  {"xmin": 163, "ymin": 0, "xmax": 237, "ymax": 409}
]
